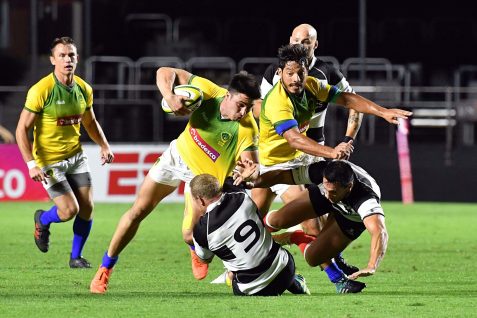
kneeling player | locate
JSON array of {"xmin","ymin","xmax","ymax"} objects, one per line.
[
  {"xmin": 242, "ymin": 159, "xmax": 387, "ymax": 293},
  {"xmin": 191, "ymin": 174, "xmax": 313, "ymax": 296}
]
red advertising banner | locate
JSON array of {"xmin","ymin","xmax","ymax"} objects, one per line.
[
  {"xmin": 0, "ymin": 144, "xmax": 49, "ymax": 201},
  {"xmin": 0, "ymin": 144, "xmax": 186, "ymax": 202}
]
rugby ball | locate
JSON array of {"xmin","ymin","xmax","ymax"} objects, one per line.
[{"xmin": 161, "ymin": 85, "xmax": 203, "ymax": 114}]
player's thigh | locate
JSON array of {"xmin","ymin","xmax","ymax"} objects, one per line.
[
  {"xmin": 130, "ymin": 175, "xmax": 176, "ymax": 221},
  {"xmin": 304, "ymin": 218, "xmax": 352, "ymax": 266},
  {"xmin": 251, "ymin": 187, "xmax": 276, "ymax": 216},
  {"xmin": 281, "ymin": 185, "xmax": 325, "ymax": 235},
  {"xmin": 279, "ymin": 184, "xmax": 305, "ymax": 204},
  {"xmin": 269, "ymin": 190, "xmax": 317, "ymax": 228}
]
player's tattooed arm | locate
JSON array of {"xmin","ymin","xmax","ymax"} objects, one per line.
[{"xmin": 345, "ymin": 109, "xmax": 363, "ymax": 140}]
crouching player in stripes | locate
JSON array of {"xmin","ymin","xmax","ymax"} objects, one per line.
[
  {"xmin": 191, "ymin": 174, "xmax": 313, "ymax": 296},
  {"xmin": 239, "ymin": 159, "xmax": 388, "ymax": 293}
]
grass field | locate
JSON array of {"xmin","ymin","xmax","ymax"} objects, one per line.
[{"xmin": 0, "ymin": 201, "xmax": 476, "ymax": 318}]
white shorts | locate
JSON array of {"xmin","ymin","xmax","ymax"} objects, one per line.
[
  {"xmin": 260, "ymin": 153, "xmax": 323, "ymax": 196},
  {"xmin": 41, "ymin": 151, "xmax": 91, "ymax": 196},
  {"xmin": 147, "ymin": 139, "xmax": 195, "ymax": 187}
]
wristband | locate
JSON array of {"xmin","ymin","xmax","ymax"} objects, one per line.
[
  {"xmin": 343, "ymin": 136, "xmax": 354, "ymax": 143},
  {"xmin": 27, "ymin": 160, "xmax": 37, "ymax": 169}
]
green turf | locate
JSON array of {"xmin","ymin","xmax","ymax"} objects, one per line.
[{"xmin": 0, "ymin": 201, "xmax": 476, "ymax": 317}]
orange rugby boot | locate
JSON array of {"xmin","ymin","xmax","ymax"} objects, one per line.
[
  {"xmin": 190, "ymin": 249, "xmax": 208, "ymax": 280},
  {"xmin": 90, "ymin": 266, "xmax": 113, "ymax": 294}
]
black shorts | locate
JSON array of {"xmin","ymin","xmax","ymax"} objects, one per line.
[
  {"xmin": 232, "ymin": 250, "xmax": 295, "ymax": 296},
  {"xmin": 331, "ymin": 211, "xmax": 366, "ymax": 240},
  {"xmin": 308, "ymin": 184, "xmax": 365, "ymax": 240}
]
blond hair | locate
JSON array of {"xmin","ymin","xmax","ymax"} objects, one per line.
[{"xmin": 190, "ymin": 174, "xmax": 222, "ymax": 199}]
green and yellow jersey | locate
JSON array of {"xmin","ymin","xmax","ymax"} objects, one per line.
[
  {"xmin": 24, "ymin": 73, "xmax": 93, "ymax": 167},
  {"xmin": 176, "ymin": 75, "xmax": 258, "ymax": 185},
  {"xmin": 259, "ymin": 76, "xmax": 340, "ymax": 166}
]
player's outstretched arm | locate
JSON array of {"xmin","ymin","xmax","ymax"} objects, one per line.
[
  {"xmin": 336, "ymin": 92, "xmax": 412, "ymax": 125},
  {"xmin": 349, "ymin": 214, "xmax": 388, "ymax": 280},
  {"xmin": 283, "ymin": 127, "xmax": 353, "ymax": 159}
]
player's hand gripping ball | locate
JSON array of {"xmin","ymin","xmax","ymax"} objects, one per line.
[{"xmin": 161, "ymin": 85, "xmax": 203, "ymax": 114}]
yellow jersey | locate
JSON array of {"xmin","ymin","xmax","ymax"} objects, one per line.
[
  {"xmin": 259, "ymin": 76, "xmax": 340, "ymax": 166},
  {"xmin": 24, "ymin": 73, "xmax": 93, "ymax": 167},
  {"xmin": 176, "ymin": 75, "xmax": 259, "ymax": 185}
]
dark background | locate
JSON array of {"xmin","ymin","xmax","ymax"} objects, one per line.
[{"xmin": 1, "ymin": 0, "xmax": 476, "ymax": 202}]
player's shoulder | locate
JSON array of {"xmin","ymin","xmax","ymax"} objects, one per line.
[
  {"xmin": 239, "ymin": 112, "xmax": 258, "ymax": 128},
  {"xmin": 190, "ymin": 75, "xmax": 227, "ymax": 98},
  {"xmin": 312, "ymin": 58, "xmax": 345, "ymax": 84},
  {"xmin": 74, "ymin": 75, "xmax": 93, "ymax": 93},
  {"xmin": 305, "ymin": 76, "xmax": 326, "ymax": 90},
  {"xmin": 29, "ymin": 73, "xmax": 55, "ymax": 95}
]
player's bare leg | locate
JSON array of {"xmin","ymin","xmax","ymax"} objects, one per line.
[
  {"xmin": 251, "ymin": 187, "xmax": 276, "ymax": 217},
  {"xmin": 182, "ymin": 190, "xmax": 209, "ymax": 280},
  {"xmin": 90, "ymin": 176, "xmax": 176, "ymax": 294},
  {"xmin": 303, "ymin": 218, "xmax": 365, "ymax": 293}
]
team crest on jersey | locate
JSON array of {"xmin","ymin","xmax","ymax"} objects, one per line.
[
  {"xmin": 218, "ymin": 132, "xmax": 232, "ymax": 147},
  {"xmin": 57, "ymin": 114, "xmax": 82, "ymax": 126}
]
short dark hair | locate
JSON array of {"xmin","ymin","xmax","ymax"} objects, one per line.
[
  {"xmin": 50, "ymin": 37, "xmax": 76, "ymax": 56},
  {"xmin": 323, "ymin": 161, "xmax": 354, "ymax": 187},
  {"xmin": 190, "ymin": 174, "xmax": 222, "ymax": 199},
  {"xmin": 228, "ymin": 71, "xmax": 261, "ymax": 100},
  {"xmin": 277, "ymin": 44, "xmax": 308, "ymax": 69}
]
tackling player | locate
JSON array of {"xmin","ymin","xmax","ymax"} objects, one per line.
[
  {"xmin": 250, "ymin": 159, "xmax": 388, "ymax": 293},
  {"xmin": 191, "ymin": 174, "xmax": 312, "ymax": 296}
]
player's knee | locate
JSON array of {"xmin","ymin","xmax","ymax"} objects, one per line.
[
  {"xmin": 80, "ymin": 200, "xmax": 94, "ymax": 216},
  {"xmin": 182, "ymin": 229, "xmax": 193, "ymax": 245},
  {"xmin": 303, "ymin": 246, "xmax": 322, "ymax": 267},
  {"xmin": 58, "ymin": 204, "xmax": 80, "ymax": 221},
  {"xmin": 267, "ymin": 211, "xmax": 286, "ymax": 229},
  {"xmin": 128, "ymin": 204, "xmax": 153, "ymax": 222}
]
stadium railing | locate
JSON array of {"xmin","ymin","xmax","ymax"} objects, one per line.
[
  {"xmin": 4, "ymin": 57, "xmax": 477, "ymax": 158},
  {"xmin": 84, "ymin": 56, "xmax": 135, "ymax": 99},
  {"xmin": 454, "ymin": 65, "xmax": 477, "ymax": 146}
]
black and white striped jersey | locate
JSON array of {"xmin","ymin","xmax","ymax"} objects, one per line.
[
  {"xmin": 192, "ymin": 191, "xmax": 290, "ymax": 295},
  {"xmin": 260, "ymin": 57, "xmax": 354, "ymax": 143},
  {"xmin": 293, "ymin": 160, "xmax": 384, "ymax": 222}
]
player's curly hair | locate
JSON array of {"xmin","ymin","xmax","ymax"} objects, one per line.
[
  {"xmin": 277, "ymin": 44, "xmax": 309, "ymax": 69},
  {"xmin": 50, "ymin": 36, "xmax": 76, "ymax": 56},
  {"xmin": 228, "ymin": 71, "xmax": 261, "ymax": 100},
  {"xmin": 323, "ymin": 161, "xmax": 354, "ymax": 187}
]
